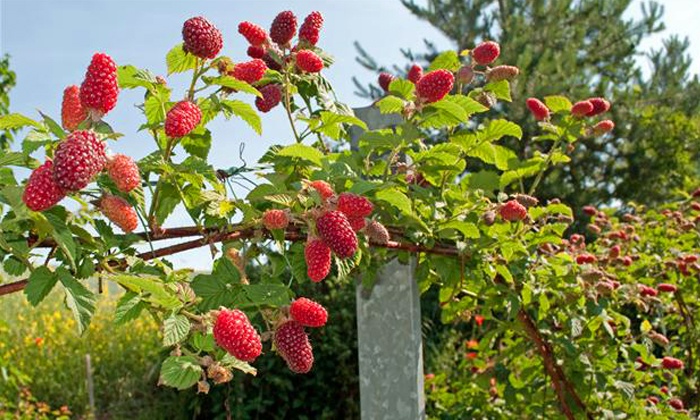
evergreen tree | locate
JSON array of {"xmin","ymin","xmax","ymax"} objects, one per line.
[{"xmin": 0, "ymin": 55, "xmax": 17, "ymax": 151}]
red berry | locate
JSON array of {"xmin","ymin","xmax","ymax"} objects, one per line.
[
  {"xmin": 22, "ymin": 161, "xmax": 66, "ymax": 211},
  {"xmin": 471, "ymin": 41, "xmax": 500, "ymax": 65},
  {"xmin": 485, "ymin": 65, "xmax": 519, "ymax": 82},
  {"xmin": 669, "ymin": 398, "xmax": 684, "ymax": 411},
  {"xmin": 106, "ymin": 154, "xmax": 141, "ymax": 193},
  {"xmin": 262, "ymin": 209, "xmax": 289, "ymax": 230},
  {"xmin": 61, "ymin": 85, "xmax": 86, "ymax": 131},
  {"xmin": 593, "ymin": 120, "xmax": 615, "ymax": 135},
  {"xmin": 691, "ymin": 202, "xmax": 700, "ymax": 211},
  {"xmin": 365, "ymin": 220, "xmax": 390, "ymax": 245},
  {"xmin": 316, "ymin": 210, "xmax": 358, "ymax": 258},
  {"xmin": 233, "ymin": 59, "xmax": 267, "ymax": 84},
  {"xmin": 299, "ymin": 11, "xmax": 323, "ymax": 46},
  {"xmin": 570, "ymin": 100, "xmax": 594, "ymax": 118},
  {"xmin": 692, "ymin": 188, "xmax": 700, "ymax": 198},
  {"xmin": 238, "ymin": 21, "xmax": 267, "ymax": 46},
  {"xmin": 378, "ymin": 72, "xmax": 395, "ymax": 92},
  {"xmin": 499, "ymin": 200, "xmax": 527, "ymax": 222},
  {"xmin": 456, "ymin": 66, "xmax": 474, "ymax": 84},
  {"xmin": 274, "ymin": 320, "xmax": 314, "ymax": 373},
  {"xmin": 526, "ymin": 98, "xmax": 550, "ymax": 121},
  {"xmin": 609, "ymin": 244, "xmax": 620, "ymax": 258},
  {"xmin": 661, "ymin": 356, "xmax": 684, "ymax": 370},
  {"xmin": 308, "ymin": 180, "xmax": 334, "ymax": 201},
  {"xmin": 416, "ymin": 69, "xmax": 454, "ymax": 103},
  {"xmin": 270, "ymin": 10, "xmax": 298, "ymax": 46},
  {"xmin": 296, "ymin": 50, "xmax": 323, "ymax": 73},
  {"xmin": 646, "ymin": 396, "xmax": 659, "ymax": 405},
  {"xmin": 622, "ymin": 256, "xmax": 633, "ymax": 266},
  {"xmin": 585, "ymin": 97, "xmax": 611, "ymax": 116},
  {"xmin": 255, "ymin": 84, "xmax": 282, "ymax": 113},
  {"xmin": 213, "ymin": 308, "xmax": 262, "ymax": 363},
  {"xmin": 165, "ymin": 101, "xmax": 201, "ymax": 138},
  {"xmin": 639, "ymin": 285, "xmax": 658, "ymax": 297},
  {"xmin": 53, "ymin": 130, "xmax": 107, "ymax": 191},
  {"xmin": 262, "ymin": 47, "xmax": 283, "ymax": 71},
  {"xmin": 182, "ymin": 16, "xmax": 223, "ymax": 59},
  {"xmin": 407, "ymin": 64, "xmax": 423, "ymax": 84},
  {"xmin": 305, "ymin": 239, "xmax": 331, "ymax": 282},
  {"xmin": 290, "ymin": 297, "xmax": 327, "ymax": 328},
  {"xmin": 100, "ymin": 194, "xmax": 138, "ymax": 233},
  {"xmin": 657, "ymin": 283, "xmax": 677, "ymax": 293},
  {"xmin": 337, "ymin": 193, "xmax": 374, "ymax": 218},
  {"xmin": 576, "ymin": 254, "xmax": 597, "ymax": 265},
  {"xmin": 582, "ymin": 205, "xmax": 598, "ymax": 216},
  {"xmin": 80, "ymin": 53, "xmax": 119, "ymax": 118},
  {"xmin": 247, "ymin": 45, "xmax": 266, "ymax": 59},
  {"xmin": 348, "ymin": 217, "xmax": 366, "ymax": 232}
]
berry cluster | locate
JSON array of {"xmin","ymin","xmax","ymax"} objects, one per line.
[
  {"xmin": 274, "ymin": 297, "xmax": 327, "ymax": 373},
  {"xmin": 526, "ymin": 95, "xmax": 614, "ymax": 136}
]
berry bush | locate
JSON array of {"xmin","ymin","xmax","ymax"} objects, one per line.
[{"xmin": 0, "ymin": 9, "xmax": 697, "ymax": 418}]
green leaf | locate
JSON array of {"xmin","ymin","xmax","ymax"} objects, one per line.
[
  {"xmin": 438, "ymin": 221, "xmax": 480, "ymax": 239},
  {"xmin": 162, "ymin": 314, "xmax": 190, "ymax": 346},
  {"xmin": 388, "ymin": 79, "xmax": 415, "ymax": 99},
  {"xmin": 43, "ymin": 211, "xmax": 78, "ymax": 271},
  {"xmin": 118, "ymin": 64, "xmax": 158, "ymax": 89},
  {"xmin": 159, "ymin": 356, "xmax": 202, "ymax": 390},
  {"xmin": 111, "ymin": 274, "xmax": 181, "ymax": 310},
  {"xmin": 220, "ymin": 354, "xmax": 257, "ymax": 376},
  {"xmin": 375, "ymin": 188, "xmax": 412, "ymax": 215},
  {"xmin": 244, "ymin": 283, "xmax": 291, "ymax": 307},
  {"xmin": 538, "ymin": 293, "xmax": 550, "ymax": 320},
  {"xmin": 277, "ymin": 144, "xmax": 323, "ymax": 166},
  {"xmin": 484, "ymin": 80, "xmax": 512, "ymax": 102},
  {"xmin": 3, "ymin": 257, "xmax": 26, "ymax": 276},
  {"xmin": 191, "ymin": 258, "xmax": 244, "ymax": 311},
  {"xmin": 39, "ymin": 112, "xmax": 66, "ymax": 139},
  {"xmin": 0, "ymin": 113, "xmax": 41, "ymax": 130},
  {"xmin": 221, "ymin": 100, "xmax": 262, "ymax": 135},
  {"xmin": 57, "ymin": 268, "xmax": 96, "ymax": 335},
  {"xmin": 543, "ymin": 95, "xmax": 572, "ymax": 113},
  {"xmin": 166, "ymin": 44, "xmax": 198, "ymax": 75},
  {"xmin": 428, "ymin": 50, "xmax": 461, "ymax": 72},
  {"xmin": 180, "ymin": 128, "xmax": 212, "ymax": 159},
  {"xmin": 204, "ymin": 76, "xmax": 262, "ymax": 97},
  {"xmin": 154, "ymin": 181, "xmax": 181, "ymax": 225},
  {"xmin": 427, "ymin": 99, "xmax": 468, "ymax": 123},
  {"xmin": 0, "ymin": 152, "xmax": 27, "ymax": 168},
  {"xmin": 114, "ymin": 292, "xmax": 147, "ymax": 324},
  {"xmin": 24, "ymin": 266, "xmax": 58, "ymax": 306},
  {"xmin": 375, "ymin": 96, "xmax": 404, "ymax": 114},
  {"xmin": 316, "ymin": 111, "xmax": 368, "ymax": 139},
  {"xmin": 479, "ymin": 119, "xmax": 523, "ymax": 142}
]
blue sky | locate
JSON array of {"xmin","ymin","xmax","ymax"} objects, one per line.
[{"xmin": 1, "ymin": 0, "xmax": 698, "ymax": 269}]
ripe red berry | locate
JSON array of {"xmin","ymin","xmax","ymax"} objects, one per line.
[
  {"xmin": 669, "ymin": 398, "xmax": 684, "ymax": 411},
  {"xmin": 295, "ymin": 50, "xmax": 323, "ymax": 73},
  {"xmin": 316, "ymin": 210, "xmax": 358, "ymax": 258},
  {"xmin": 691, "ymin": 202, "xmax": 700, "ymax": 211},
  {"xmin": 592, "ymin": 120, "xmax": 615, "ymax": 135},
  {"xmin": 165, "ymin": 101, "xmax": 202, "ymax": 138},
  {"xmin": 526, "ymin": 98, "xmax": 550, "ymax": 121},
  {"xmin": 407, "ymin": 64, "xmax": 423, "ymax": 84},
  {"xmin": 416, "ymin": 69, "xmax": 455, "ymax": 103},
  {"xmin": 576, "ymin": 254, "xmax": 597, "ymax": 265},
  {"xmin": 378, "ymin": 72, "xmax": 395, "ymax": 92},
  {"xmin": 270, "ymin": 10, "xmax": 298, "ymax": 46},
  {"xmin": 247, "ymin": 45, "xmax": 266, "ymax": 59},
  {"xmin": 348, "ymin": 217, "xmax": 366, "ymax": 232},
  {"xmin": 582, "ymin": 205, "xmax": 598, "ymax": 216},
  {"xmin": 106, "ymin": 154, "xmax": 141, "ymax": 193},
  {"xmin": 61, "ymin": 85, "xmax": 86, "ymax": 131},
  {"xmin": 299, "ymin": 11, "xmax": 323, "ymax": 46},
  {"xmin": 22, "ymin": 161, "xmax": 66, "ymax": 212},
  {"xmin": 337, "ymin": 193, "xmax": 374, "ymax": 218},
  {"xmin": 262, "ymin": 209, "xmax": 289, "ymax": 230},
  {"xmin": 305, "ymin": 238, "xmax": 332, "ymax": 282},
  {"xmin": 53, "ymin": 130, "xmax": 107, "ymax": 191},
  {"xmin": 274, "ymin": 320, "xmax": 314, "ymax": 373},
  {"xmin": 255, "ymin": 84, "xmax": 282, "ymax": 113},
  {"xmin": 290, "ymin": 297, "xmax": 328, "ymax": 328},
  {"xmin": 182, "ymin": 16, "xmax": 223, "ymax": 59},
  {"xmin": 262, "ymin": 47, "xmax": 283, "ymax": 71},
  {"xmin": 365, "ymin": 220, "xmax": 390, "ymax": 245},
  {"xmin": 692, "ymin": 188, "xmax": 700, "ymax": 198},
  {"xmin": 213, "ymin": 308, "xmax": 262, "ymax": 363},
  {"xmin": 233, "ymin": 59, "xmax": 268, "ymax": 84},
  {"xmin": 308, "ymin": 180, "xmax": 334, "ymax": 201},
  {"xmin": 646, "ymin": 396, "xmax": 659, "ymax": 405},
  {"xmin": 499, "ymin": 200, "xmax": 527, "ymax": 222},
  {"xmin": 80, "ymin": 53, "xmax": 119, "ymax": 118},
  {"xmin": 570, "ymin": 100, "xmax": 594, "ymax": 118},
  {"xmin": 485, "ymin": 65, "xmax": 519, "ymax": 82},
  {"xmin": 585, "ymin": 97, "xmax": 611, "ymax": 116},
  {"xmin": 657, "ymin": 283, "xmax": 677, "ymax": 293},
  {"xmin": 100, "ymin": 194, "xmax": 138, "ymax": 233},
  {"xmin": 639, "ymin": 285, "xmax": 658, "ymax": 297},
  {"xmin": 609, "ymin": 245, "xmax": 621, "ymax": 258},
  {"xmin": 661, "ymin": 356, "xmax": 684, "ymax": 370},
  {"xmin": 238, "ymin": 21, "xmax": 267, "ymax": 46},
  {"xmin": 471, "ymin": 41, "xmax": 500, "ymax": 65}
]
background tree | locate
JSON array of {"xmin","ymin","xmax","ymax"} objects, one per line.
[{"xmin": 0, "ymin": 55, "xmax": 17, "ymax": 151}]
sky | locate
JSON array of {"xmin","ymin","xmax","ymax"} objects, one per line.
[{"xmin": 1, "ymin": 0, "xmax": 699, "ymax": 270}]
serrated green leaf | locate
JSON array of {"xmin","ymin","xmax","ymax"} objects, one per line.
[
  {"xmin": 0, "ymin": 113, "xmax": 41, "ymax": 130},
  {"xmin": 43, "ymin": 211, "xmax": 77, "ymax": 271},
  {"xmin": 166, "ymin": 44, "xmax": 198, "ymax": 75},
  {"xmin": 375, "ymin": 96, "xmax": 404, "ymax": 114},
  {"xmin": 479, "ymin": 119, "xmax": 523, "ymax": 142},
  {"xmin": 39, "ymin": 112, "xmax": 66, "ymax": 139},
  {"xmin": 159, "ymin": 356, "xmax": 202, "ymax": 390},
  {"xmin": 57, "ymin": 268, "xmax": 96, "ymax": 335},
  {"xmin": 375, "ymin": 188, "xmax": 412, "ymax": 215},
  {"xmin": 244, "ymin": 283, "xmax": 291, "ymax": 307},
  {"xmin": 154, "ymin": 181, "xmax": 180, "ymax": 225},
  {"xmin": 544, "ymin": 95, "xmax": 572, "ymax": 113},
  {"xmin": 191, "ymin": 258, "xmax": 244, "ymax": 311},
  {"xmin": 388, "ymin": 79, "xmax": 415, "ymax": 99},
  {"xmin": 180, "ymin": 128, "xmax": 212, "ymax": 160},
  {"xmin": 111, "ymin": 274, "xmax": 181, "ymax": 310},
  {"xmin": 220, "ymin": 354, "xmax": 257, "ymax": 376},
  {"xmin": 204, "ymin": 76, "xmax": 262, "ymax": 97},
  {"xmin": 439, "ymin": 221, "xmax": 480, "ymax": 239},
  {"xmin": 277, "ymin": 144, "xmax": 323, "ymax": 166},
  {"xmin": 23, "ymin": 266, "xmax": 57, "ymax": 306},
  {"xmin": 118, "ymin": 64, "xmax": 158, "ymax": 89},
  {"xmin": 114, "ymin": 292, "xmax": 147, "ymax": 324},
  {"xmin": 221, "ymin": 100, "xmax": 262, "ymax": 135},
  {"xmin": 428, "ymin": 50, "xmax": 461, "ymax": 72},
  {"xmin": 484, "ymin": 80, "xmax": 512, "ymax": 102},
  {"xmin": 162, "ymin": 314, "xmax": 190, "ymax": 346}
]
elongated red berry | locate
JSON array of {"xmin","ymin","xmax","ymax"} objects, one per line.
[
  {"xmin": 365, "ymin": 220, "xmax": 390, "ymax": 245},
  {"xmin": 348, "ymin": 216, "xmax": 366, "ymax": 232},
  {"xmin": 53, "ymin": 130, "xmax": 107, "ymax": 191},
  {"xmin": 582, "ymin": 205, "xmax": 597, "ymax": 216},
  {"xmin": 182, "ymin": 16, "xmax": 223, "ymax": 59},
  {"xmin": 585, "ymin": 97, "xmax": 610, "ymax": 116},
  {"xmin": 407, "ymin": 64, "xmax": 423, "ymax": 84},
  {"xmin": 100, "ymin": 194, "xmax": 138, "ymax": 233},
  {"xmin": 378, "ymin": 72, "xmax": 395, "ymax": 92},
  {"xmin": 571, "ymin": 101, "xmax": 594, "ymax": 118},
  {"xmin": 593, "ymin": 120, "xmax": 615, "ymax": 135},
  {"xmin": 247, "ymin": 45, "xmax": 266, "ymax": 59},
  {"xmin": 80, "ymin": 53, "xmax": 119, "ymax": 118},
  {"xmin": 274, "ymin": 320, "xmax": 314, "ymax": 373},
  {"xmin": 657, "ymin": 283, "xmax": 677, "ymax": 293},
  {"xmin": 296, "ymin": 50, "xmax": 323, "ymax": 73},
  {"xmin": 337, "ymin": 193, "xmax": 374, "ymax": 218},
  {"xmin": 262, "ymin": 209, "xmax": 289, "ymax": 230},
  {"xmin": 669, "ymin": 398, "xmax": 684, "ymax": 411},
  {"xmin": 308, "ymin": 180, "xmax": 334, "ymax": 201},
  {"xmin": 213, "ymin": 308, "xmax": 262, "ymax": 363},
  {"xmin": 316, "ymin": 210, "xmax": 358, "ymax": 258},
  {"xmin": 290, "ymin": 297, "xmax": 327, "ymax": 328},
  {"xmin": 270, "ymin": 10, "xmax": 297, "ymax": 46},
  {"xmin": 305, "ymin": 238, "xmax": 331, "ymax": 282},
  {"xmin": 255, "ymin": 84, "xmax": 282, "ymax": 112},
  {"xmin": 299, "ymin": 11, "xmax": 323, "ymax": 46},
  {"xmin": 61, "ymin": 85, "xmax": 86, "ymax": 131},
  {"xmin": 165, "ymin": 101, "xmax": 201, "ymax": 138},
  {"xmin": 232, "ymin": 59, "xmax": 267, "ymax": 84},
  {"xmin": 106, "ymin": 154, "xmax": 141, "ymax": 193},
  {"xmin": 499, "ymin": 200, "xmax": 527, "ymax": 222},
  {"xmin": 639, "ymin": 285, "xmax": 658, "ymax": 297},
  {"xmin": 576, "ymin": 254, "xmax": 597, "ymax": 265},
  {"xmin": 22, "ymin": 161, "xmax": 66, "ymax": 211},
  {"xmin": 471, "ymin": 41, "xmax": 500, "ymax": 65},
  {"xmin": 416, "ymin": 69, "xmax": 454, "ymax": 103},
  {"xmin": 526, "ymin": 98, "xmax": 550, "ymax": 121},
  {"xmin": 485, "ymin": 65, "xmax": 519, "ymax": 82},
  {"xmin": 238, "ymin": 21, "xmax": 267, "ymax": 46},
  {"xmin": 661, "ymin": 356, "xmax": 684, "ymax": 370}
]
